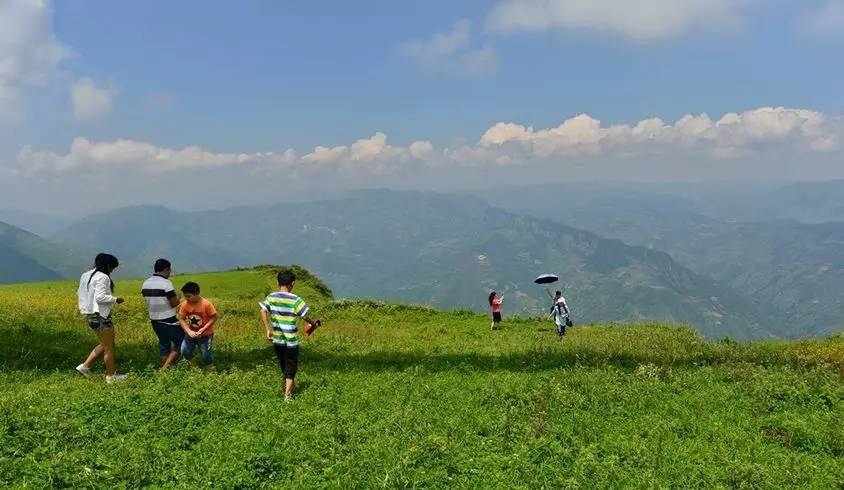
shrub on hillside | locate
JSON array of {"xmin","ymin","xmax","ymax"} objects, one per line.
[{"xmin": 246, "ymin": 264, "xmax": 334, "ymax": 299}]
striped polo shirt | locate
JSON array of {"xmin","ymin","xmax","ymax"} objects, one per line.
[
  {"xmin": 141, "ymin": 274, "xmax": 179, "ymax": 322},
  {"xmin": 259, "ymin": 292, "xmax": 309, "ymax": 347}
]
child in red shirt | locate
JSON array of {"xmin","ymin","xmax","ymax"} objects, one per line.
[
  {"xmin": 489, "ymin": 291, "xmax": 503, "ymax": 331},
  {"xmin": 178, "ymin": 281, "xmax": 218, "ymax": 369}
]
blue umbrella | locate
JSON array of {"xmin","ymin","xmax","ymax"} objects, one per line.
[{"xmin": 534, "ymin": 274, "xmax": 559, "ymax": 284}]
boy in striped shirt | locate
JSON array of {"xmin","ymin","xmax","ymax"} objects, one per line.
[{"xmin": 259, "ymin": 270, "xmax": 321, "ymax": 401}]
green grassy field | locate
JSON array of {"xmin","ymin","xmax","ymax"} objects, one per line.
[{"xmin": 1, "ymin": 267, "xmax": 843, "ymax": 488}]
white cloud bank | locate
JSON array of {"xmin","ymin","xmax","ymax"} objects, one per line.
[
  {"xmin": 0, "ymin": 0, "xmax": 72, "ymax": 117},
  {"xmin": 15, "ymin": 107, "xmax": 841, "ymax": 177},
  {"xmin": 16, "ymin": 131, "xmax": 437, "ymax": 176},
  {"xmin": 71, "ymin": 78, "xmax": 115, "ymax": 121},
  {"xmin": 399, "ymin": 20, "xmax": 497, "ymax": 74},
  {"xmin": 478, "ymin": 107, "xmax": 838, "ymax": 159},
  {"xmin": 487, "ymin": 0, "xmax": 749, "ymax": 41}
]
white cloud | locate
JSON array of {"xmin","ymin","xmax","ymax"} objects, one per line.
[
  {"xmin": 487, "ymin": 0, "xmax": 748, "ymax": 41},
  {"xmin": 400, "ymin": 20, "xmax": 472, "ymax": 65},
  {"xmin": 301, "ymin": 132, "xmax": 418, "ymax": 173},
  {"xmin": 18, "ymin": 137, "xmax": 295, "ymax": 173},
  {"xmin": 71, "ymin": 78, "xmax": 116, "ymax": 121},
  {"xmin": 409, "ymin": 140, "xmax": 434, "ymax": 159},
  {"xmin": 399, "ymin": 20, "xmax": 498, "ymax": 73},
  {"xmin": 15, "ymin": 107, "xmax": 841, "ymax": 177},
  {"xmin": 16, "ymin": 132, "xmax": 435, "ymax": 176},
  {"xmin": 477, "ymin": 107, "xmax": 837, "ymax": 161},
  {"xmin": 463, "ymin": 44, "xmax": 499, "ymax": 74},
  {"xmin": 0, "ymin": 0, "xmax": 72, "ymax": 118},
  {"xmin": 801, "ymin": 0, "xmax": 844, "ymax": 35}
]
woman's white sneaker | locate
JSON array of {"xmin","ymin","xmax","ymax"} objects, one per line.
[
  {"xmin": 76, "ymin": 364, "xmax": 92, "ymax": 377},
  {"xmin": 105, "ymin": 374, "xmax": 126, "ymax": 383}
]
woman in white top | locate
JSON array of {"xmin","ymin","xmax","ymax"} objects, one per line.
[{"xmin": 76, "ymin": 253, "xmax": 125, "ymax": 382}]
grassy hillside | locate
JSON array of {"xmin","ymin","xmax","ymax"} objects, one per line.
[
  {"xmin": 1, "ymin": 268, "xmax": 842, "ymax": 487},
  {"xmin": 51, "ymin": 191, "xmax": 773, "ymax": 339}
]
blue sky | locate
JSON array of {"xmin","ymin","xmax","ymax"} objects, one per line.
[{"xmin": 1, "ymin": 0, "xmax": 843, "ymax": 212}]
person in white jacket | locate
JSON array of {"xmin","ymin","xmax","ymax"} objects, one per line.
[
  {"xmin": 76, "ymin": 253, "xmax": 125, "ymax": 382},
  {"xmin": 546, "ymin": 287, "xmax": 571, "ymax": 337}
]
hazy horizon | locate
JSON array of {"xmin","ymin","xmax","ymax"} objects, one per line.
[
  {"xmin": 4, "ymin": 177, "xmax": 843, "ymax": 217},
  {"xmin": 0, "ymin": 179, "xmax": 832, "ymax": 221}
]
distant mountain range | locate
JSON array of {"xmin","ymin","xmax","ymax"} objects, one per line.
[
  {"xmin": 35, "ymin": 190, "xmax": 769, "ymax": 338},
  {"xmin": 4, "ymin": 183, "xmax": 843, "ymax": 339},
  {"xmin": 698, "ymin": 180, "xmax": 844, "ymax": 224},
  {"xmin": 0, "ymin": 221, "xmax": 85, "ymax": 283}
]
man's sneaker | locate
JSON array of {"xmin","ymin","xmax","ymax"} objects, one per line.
[
  {"xmin": 105, "ymin": 373, "xmax": 127, "ymax": 383},
  {"xmin": 284, "ymin": 394, "xmax": 295, "ymax": 402},
  {"xmin": 76, "ymin": 364, "xmax": 92, "ymax": 377}
]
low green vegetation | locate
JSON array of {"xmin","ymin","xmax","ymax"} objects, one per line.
[{"xmin": 1, "ymin": 268, "xmax": 842, "ymax": 487}]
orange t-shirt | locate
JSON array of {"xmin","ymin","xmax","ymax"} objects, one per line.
[{"xmin": 179, "ymin": 297, "xmax": 218, "ymax": 336}]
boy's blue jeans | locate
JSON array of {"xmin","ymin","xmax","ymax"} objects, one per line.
[{"xmin": 181, "ymin": 335, "xmax": 213, "ymax": 364}]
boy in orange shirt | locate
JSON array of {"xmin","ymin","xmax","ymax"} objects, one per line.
[{"xmin": 178, "ymin": 281, "xmax": 218, "ymax": 369}]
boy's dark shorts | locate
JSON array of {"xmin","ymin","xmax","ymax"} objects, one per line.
[
  {"xmin": 492, "ymin": 312, "xmax": 502, "ymax": 322},
  {"xmin": 273, "ymin": 344, "xmax": 299, "ymax": 380},
  {"xmin": 86, "ymin": 313, "xmax": 113, "ymax": 332}
]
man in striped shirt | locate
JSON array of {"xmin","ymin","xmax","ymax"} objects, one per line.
[
  {"xmin": 142, "ymin": 259, "xmax": 183, "ymax": 370},
  {"xmin": 259, "ymin": 269, "xmax": 321, "ymax": 401}
]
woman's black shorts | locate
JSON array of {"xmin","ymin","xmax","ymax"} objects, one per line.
[
  {"xmin": 86, "ymin": 313, "xmax": 113, "ymax": 332},
  {"xmin": 492, "ymin": 312, "xmax": 502, "ymax": 322}
]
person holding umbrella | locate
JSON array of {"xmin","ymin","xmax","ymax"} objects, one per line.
[
  {"xmin": 547, "ymin": 289, "xmax": 571, "ymax": 337},
  {"xmin": 534, "ymin": 274, "xmax": 572, "ymax": 337},
  {"xmin": 488, "ymin": 291, "xmax": 503, "ymax": 330}
]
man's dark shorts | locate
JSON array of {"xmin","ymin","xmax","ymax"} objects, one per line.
[
  {"xmin": 151, "ymin": 318, "xmax": 185, "ymax": 356},
  {"xmin": 273, "ymin": 344, "xmax": 299, "ymax": 380},
  {"xmin": 87, "ymin": 313, "xmax": 113, "ymax": 332}
]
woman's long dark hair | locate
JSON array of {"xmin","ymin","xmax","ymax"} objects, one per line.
[
  {"xmin": 87, "ymin": 253, "xmax": 119, "ymax": 292},
  {"xmin": 488, "ymin": 291, "xmax": 497, "ymax": 306}
]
